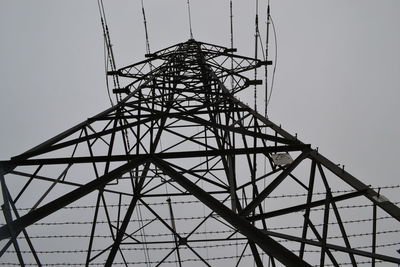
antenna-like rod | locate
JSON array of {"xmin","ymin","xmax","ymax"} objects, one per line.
[
  {"xmin": 141, "ymin": 0, "xmax": 151, "ymax": 54},
  {"xmin": 187, "ymin": 0, "xmax": 194, "ymax": 39},
  {"xmin": 230, "ymin": 0, "xmax": 234, "ymax": 50},
  {"xmin": 230, "ymin": 0, "xmax": 234, "ymax": 90}
]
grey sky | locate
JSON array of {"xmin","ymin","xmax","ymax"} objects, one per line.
[{"xmin": 1, "ymin": 0, "xmax": 399, "ymax": 195}]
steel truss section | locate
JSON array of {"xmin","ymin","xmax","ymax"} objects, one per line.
[{"xmin": 0, "ymin": 39, "xmax": 399, "ymax": 266}]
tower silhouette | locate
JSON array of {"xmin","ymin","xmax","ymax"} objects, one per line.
[{"xmin": 1, "ymin": 39, "xmax": 399, "ymax": 266}]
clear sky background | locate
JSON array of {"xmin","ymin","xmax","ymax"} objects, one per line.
[{"xmin": 0, "ymin": 0, "xmax": 399, "ymax": 202}]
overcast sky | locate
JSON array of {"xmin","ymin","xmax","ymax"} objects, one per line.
[{"xmin": 0, "ymin": 0, "xmax": 399, "ymax": 203}]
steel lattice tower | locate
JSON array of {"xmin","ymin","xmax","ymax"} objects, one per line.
[{"xmin": 1, "ymin": 39, "xmax": 400, "ymax": 266}]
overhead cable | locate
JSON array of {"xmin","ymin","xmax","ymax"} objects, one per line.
[
  {"xmin": 6, "ymin": 238, "xmax": 399, "ymax": 255},
  {"xmin": 11, "ymin": 185, "xmax": 400, "ymax": 210},
  {"xmin": 267, "ymin": 14, "xmax": 278, "ymax": 107},
  {"xmin": 97, "ymin": 0, "xmax": 119, "ymax": 105},
  {"xmin": 264, "ymin": 0, "xmax": 271, "ymax": 117}
]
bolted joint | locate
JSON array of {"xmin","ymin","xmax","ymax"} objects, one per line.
[
  {"xmin": 259, "ymin": 60, "xmax": 273, "ymax": 66},
  {"xmin": 179, "ymin": 237, "xmax": 188, "ymax": 246},
  {"xmin": 112, "ymin": 88, "xmax": 130, "ymax": 95},
  {"xmin": 245, "ymin": 79, "xmax": 263, "ymax": 87},
  {"xmin": 224, "ymin": 48, "xmax": 237, "ymax": 53}
]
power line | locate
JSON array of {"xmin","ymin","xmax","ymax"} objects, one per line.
[
  {"xmin": 2, "ymin": 242, "xmax": 399, "ymax": 266},
  {"xmin": 97, "ymin": 0, "xmax": 115, "ymax": 106},
  {"xmin": 11, "ymin": 200, "xmax": 400, "ymax": 214},
  {"xmin": 267, "ymin": 14, "xmax": 278, "ymax": 107},
  {"xmin": 10, "ymin": 184, "xmax": 400, "ymax": 211},
  {"xmin": 264, "ymin": 0, "xmax": 271, "ymax": 117},
  {"xmin": 15, "ymin": 228, "xmax": 400, "ymax": 242},
  {"xmin": 7, "ymin": 236, "xmax": 400, "ymax": 255},
  {"xmin": 6, "ymin": 215, "xmax": 393, "ymax": 231}
]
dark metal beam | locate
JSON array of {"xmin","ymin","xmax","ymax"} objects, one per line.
[
  {"xmin": 2, "ymin": 144, "xmax": 309, "ymax": 167},
  {"xmin": 0, "ymin": 168, "xmax": 25, "ymax": 266}
]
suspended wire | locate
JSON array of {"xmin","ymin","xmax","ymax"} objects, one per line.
[
  {"xmin": 15, "ymin": 228, "xmax": 400, "ymax": 243},
  {"xmin": 267, "ymin": 14, "xmax": 278, "ymax": 107},
  {"xmin": 0, "ymin": 257, "xmax": 391, "ymax": 267},
  {"xmin": 256, "ymin": 3, "xmax": 277, "ymax": 113},
  {"xmin": 97, "ymin": 0, "xmax": 114, "ymax": 106},
  {"xmin": 97, "ymin": 0, "xmax": 122, "ymax": 105},
  {"xmin": 141, "ymin": 0, "xmax": 151, "ymax": 54},
  {"xmin": 186, "ymin": 0, "xmax": 194, "ymax": 39},
  {"xmin": 3, "ymin": 241, "xmax": 399, "ymax": 266},
  {"xmin": 103, "ymin": 37, "xmax": 114, "ymax": 106},
  {"xmin": 321, "ymin": 260, "xmax": 384, "ymax": 267},
  {"xmin": 261, "ymin": 0, "xmax": 270, "ymax": 194},
  {"xmin": 5, "ymin": 242, "xmax": 249, "ymax": 254},
  {"xmin": 230, "ymin": 0, "xmax": 234, "ymax": 91},
  {"xmin": 8, "ymin": 215, "xmax": 393, "ymax": 229},
  {"xmin": 11, "ymin": 185, "xmax": 400, "ymax": 211},
  {"xmin": 264, "ymin": 0, "xmax": 271, "ymax": 118}
]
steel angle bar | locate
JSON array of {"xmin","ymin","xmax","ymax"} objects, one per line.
[
  {"xmin": 3, "ymin": 145, "xmax": 309, "ymax": 167},
  {"xmin": 0, "ymin": 167, "xmax": 25, "ymax": 265},
  {"xmin": 248, "ymin": 240, "xmax": 264, "ymax": 267},
  {"xmin": 247, "ymin": 190, "xmax": 366, "ymax": 221}
]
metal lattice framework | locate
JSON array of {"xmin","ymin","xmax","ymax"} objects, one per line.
[{"xmin": 1, "ymin": 39, "xmax": 400, "ymax": 266}]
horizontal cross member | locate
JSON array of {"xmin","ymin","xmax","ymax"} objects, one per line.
[{"xmin": 2, "ymin": 144, "xmax": 310, "ymax": 170}]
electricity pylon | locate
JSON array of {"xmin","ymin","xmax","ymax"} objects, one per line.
[{"xmin": 1, "ymin": 39, "xmax": 399, "ymax": 266}]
